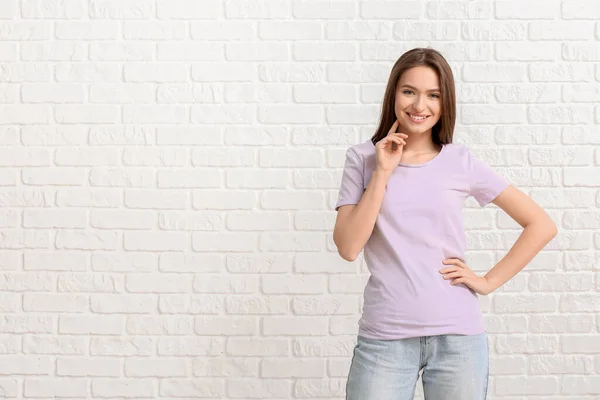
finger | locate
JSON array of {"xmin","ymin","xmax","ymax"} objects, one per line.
[
  {"xmin": 444, "ymin": 259, "xmax": 465, "ymax": 268},
  {"xmin": 444, "ymin": 258, "xmax": 461, "ymax": 263},
  {"xmin": 451, "ymin": 278, "xmax": 468, "ymax": 285},
  {"xmin": 390, "ymin": 132, "xmax": 409, "ymax": 138},
  {"xmin": 439, "ymin": 267, "xmax": 458, "ymax": 274},
  {"xmin": 387, "ymin": 136, "xmax": 406, "ymax": 144},
  {"xmin": 443, "ymin": 272, "xmax": 463, "ymax": 280},
  {"xmin": 388, "ymin": 140, "xmax": 406, "ymax": 151},
  {"xmin": 384, "ymin": 132, "xmax": 404, "ymax": 141},
  {"xmin": 383, "ymin": 137, "xmax": 405, "ymax": 148},
  {"xmin": 387, "ymin": 120, "xmax": 399, "ymax": 134}
]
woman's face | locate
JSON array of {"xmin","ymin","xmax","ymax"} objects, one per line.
[{"xmin": 394, "ymin": 66, "xmax": 442, "ymax": 136}]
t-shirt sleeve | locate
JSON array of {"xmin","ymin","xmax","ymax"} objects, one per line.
[
  {"xmin": 335, "ymin": 148, "xmax": 364, "ymax": 211},
  {"xmin": 467, "ymin": 148, "xmax": 511, "ymax": 207}
]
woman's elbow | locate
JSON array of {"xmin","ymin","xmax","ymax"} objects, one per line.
[
  {"xmin": 333, "ymin": 236, "xmax": 358, "ymax": 262},
  {"xmin": 533, "ymin": 219, "xmax": 558, "ymax": 242},
  {"xmin": 338, "ymin": 249, "xmax": 358, "ymax": 262},
  {"xmin": 548, "ymin": 222, "xmax": 559, "ymax": 239}
]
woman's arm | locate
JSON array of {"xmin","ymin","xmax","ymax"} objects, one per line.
[
  {"xmin": 333, "ymin": 169, "xmax": 391, "ymax": 262},
  {"xmin": 484, "ymin": 185, "xmax": 559, "ymax": 292}
]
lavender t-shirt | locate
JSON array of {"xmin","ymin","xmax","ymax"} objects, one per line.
[{"xmin": 335, "ymin": 140, "xmax": 510, "ymax": 340}]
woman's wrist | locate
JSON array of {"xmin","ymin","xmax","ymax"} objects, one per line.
[{"xmin": 372, "ymin": 167, "xmax": 393, "ymax": 185}]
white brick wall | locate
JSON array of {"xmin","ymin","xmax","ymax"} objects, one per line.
[{"xmin": 0, "ymin": 0, "xmax": 598, "ymax": 398}]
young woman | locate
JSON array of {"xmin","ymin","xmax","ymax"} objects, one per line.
[{"xmin": 333, "ymin": 48, "xmax": 558, "ymax": 400}]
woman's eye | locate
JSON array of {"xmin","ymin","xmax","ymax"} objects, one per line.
[{"xmin": 402, "ymin": 90, "xmax": 439, "ymax": 98}]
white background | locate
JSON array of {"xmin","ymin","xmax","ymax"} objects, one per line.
[{"xmin": 0, "ymin": 0, "xmax": 599, "ymax": 399}]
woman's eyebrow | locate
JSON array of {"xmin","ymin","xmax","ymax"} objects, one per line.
[{"xmin": 400, "ymin": 84, "xmax": 440, "ymax": 92}]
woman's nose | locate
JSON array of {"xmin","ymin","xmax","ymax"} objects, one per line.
[{"xmin": 414, "ymin": 95, "xmax": 426, "ymax": 111}]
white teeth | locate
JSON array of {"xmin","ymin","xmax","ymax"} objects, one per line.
[{"xmin": 409, "ymin": 114, "xmax": 427, "ymax": 120}]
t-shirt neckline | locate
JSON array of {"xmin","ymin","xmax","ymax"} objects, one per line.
[{"xmin": 369, "ymin": 139, "xmax": 446, "ymax": 168}]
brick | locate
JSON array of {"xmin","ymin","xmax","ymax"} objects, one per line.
[
  {"xmin": 25, "ymin": 378, "xmax": 88, "ymax": 397},
  {"xmin": 23, "ymin": 209, "xmax": 87, "ymax": 228},
  {"xmin": 21, "ymin": 0, "xmax": 84, "ymax": 18},
  {"xmin": 89, "ymin": 0, "xmax": 154, "ymax": 19},
  {"xmin": 91, "ymin": 379, "xmax": 154, "ymax": 398},
  {"xmin": 57, "ymin": 358, "xmax": 120, "ymax": 377}
]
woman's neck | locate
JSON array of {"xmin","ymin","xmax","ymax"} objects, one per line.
[{"xmin": 401, "ymin": 131, "xmax": 440, "ymax": 155}]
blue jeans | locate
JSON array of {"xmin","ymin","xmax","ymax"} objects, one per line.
[{"xmin": 345, "ymin": 332, "xmax": 489, "ymax": 400}]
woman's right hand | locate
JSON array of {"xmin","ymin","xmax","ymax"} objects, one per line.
[{"xmin": 375, "ymin": 120, "xmax": 407, "ymax": 175}]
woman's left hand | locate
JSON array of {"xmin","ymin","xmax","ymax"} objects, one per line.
[{"xmin": 440, "ymin": 258, "xmax": 494, "ymax": 295}]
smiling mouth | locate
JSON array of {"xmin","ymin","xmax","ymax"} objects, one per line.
[{"xmin": 406, "ymin": 113, "xmax": 430, "ymax": 121}]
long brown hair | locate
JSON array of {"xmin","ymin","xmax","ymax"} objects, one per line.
[{"xmin": 371, "ymin": 48, "xmax": 456, "ymax": 146}]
